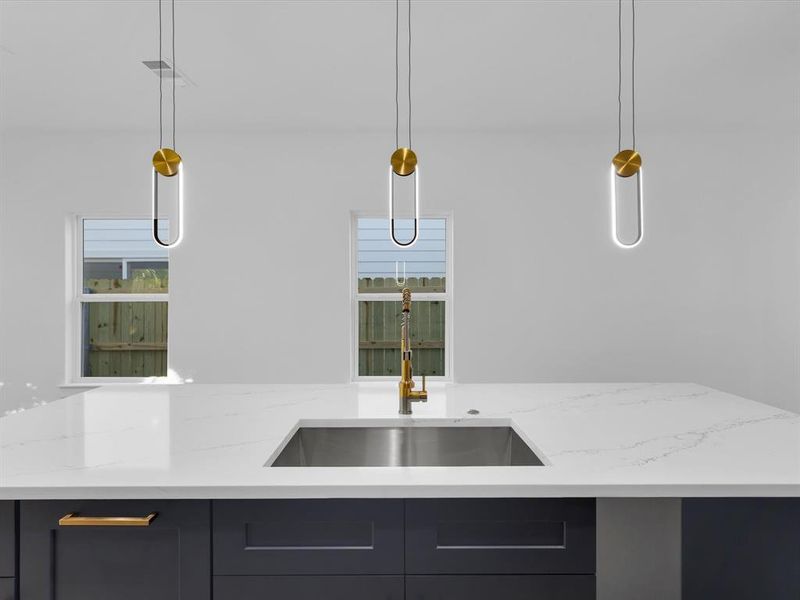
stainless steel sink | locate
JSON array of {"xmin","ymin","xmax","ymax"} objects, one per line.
[{"xmin": 269, "ymin": 426, "xmax": 543, "ymax": 467}]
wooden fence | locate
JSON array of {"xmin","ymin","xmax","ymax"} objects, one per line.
[
  {"xmin": 84, "ymin": 301, "xmax": 167, "ymax": 378},
  {"xmin": 358, "ymin": 276, "xmax": 445, "ymax": 294},
  {"xmin": 358, "ymin": 299, "xmax": 445, "ymax": 377},
  {"xmin": 358, "ymin": 277, "xmax": 446, "ymax": 376}
]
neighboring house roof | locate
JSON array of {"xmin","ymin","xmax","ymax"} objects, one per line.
[
  {"xmin": 357, "ymin": 217, "xmax": 446, "ymax": 278},
  {"xmin": 83, "ymin": 219, "xmax": 169, "ymax": 261}
]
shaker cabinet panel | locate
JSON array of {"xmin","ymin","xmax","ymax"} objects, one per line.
[
  {"xmin": 683, "ymin": 499, "xmax": 800, "ymax": 600},
  {"xmin": 0, "ymin": 579, "xmax": 13, "ymax": 600},
  {"xmin": 0, "ymin": 503, "xmax": 14, "ymax": 577},
  {"xmin": 406, "ymin": 575, "xmax": 596, "ymax": 600},
  {"xmin": 406, "ymin": 498, "xmax": 596, "ymax": 575},
  {"xmin": 213, "ymin": 500, "xmax": 404, "ymax": 575},
  {"xmin": 20, "ymin": 500, "xmax": 210, "ymax": 600},
  {"xmin": 214, "ymin": 575, "xmax": 404, "ymax": 600}
]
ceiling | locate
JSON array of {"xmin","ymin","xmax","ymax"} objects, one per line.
[{"xmin": 1, "ymin": 0, "xmax": 798, "ymax": 133}]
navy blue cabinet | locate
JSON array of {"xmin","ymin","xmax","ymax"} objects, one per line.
[
  {"xmin": 406, "ymin": 575, "xmax": 596, "ymax": 599},
  {"xmin": 13, "ymin": 497, "xmax": 597, "ymax": 599},
  {"xmin": 406, "ymin": 498, "xmax": 596, "ymax": 575},
  {"xmin": 683, "ymin": 498, "xmax": 800, "ymax": 600},
  {"xmin": 213, "ymin": 499, "xmax": 404, "ymax": 575},
  {"xmin": 0, "ymin": 502, "xmax": 14, "ymax": 578},
  {"xmin": 213, "ymin": 499, "xmax": 406, "ymax": 599},
  {"xmin": 0, "ymin": 501, "xmax": 15, "ymax": 600},
  {"xmin": 214, "ymin": 575, "xmax": 405, "ymax": 600},
  {"xmin": 404, "ymin": 499, "xmax": 595, "ymax": 600},
  {"xmin": 0, "ymin": 578, "xmax": 13, "ymax": 600},
  {"xmin": 20, "ymin": 500, "xmax": 210, "ymax": 600},
  {"xmin": 12, "ymin": 496, "xmax": 800, "ymax": 598}
]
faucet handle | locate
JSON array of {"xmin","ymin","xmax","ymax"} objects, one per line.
[{"xmin": 421, "ymin": 374, "xmax": 426, "ymax": 392}]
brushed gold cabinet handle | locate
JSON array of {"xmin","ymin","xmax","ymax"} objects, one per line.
[{"xmin": 58, "ymin": 512, "xmax": 157, "ymax": 527}]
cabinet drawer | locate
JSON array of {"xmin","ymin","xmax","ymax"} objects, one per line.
[
  {"xmin": 213, "ymin": 575, "xmax": 404, "ymax": 600},
  {"xmin": 406, "ymin": 499, "xmax": 595, "ymax": 575},
  {"xmin": 406, "ymin": 575, "xmax": 596, "ymax": 600},
  {"xmin": 0, "ymin": 503, "xmax": 14, "ymax": 577},
  {"xmin": 213, "ymin": 500, "xmax": 404, "ymax": 575},
  {"xmin": 0, "ymin": 579, "xmax": 13, "ymax": 600},
  {"xmin": 20, "ymin": 500, "xmax": 210, "ymax": 600}
]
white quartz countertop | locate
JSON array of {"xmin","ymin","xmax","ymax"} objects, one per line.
[{"xmin": 1, "ymin": 383, "xmax": 798, "ymax": 499}]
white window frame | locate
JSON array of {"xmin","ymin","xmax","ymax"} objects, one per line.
[
  {"xmin": 65, "ymin": 215, "xmax": 171, "ymax": 385},
  {"xmin": 350, "ymin": 210, "xmax": 454, "ymax": 382}
]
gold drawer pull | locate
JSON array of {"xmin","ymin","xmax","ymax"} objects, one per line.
[{"xmin": 58, "ymin": 512, "xmax": 157, "ymax": 527}]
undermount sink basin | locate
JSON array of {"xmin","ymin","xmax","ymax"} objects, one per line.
[{"xmin": 269, "ymin": 426, "xmax": 544, "ymax": 467}]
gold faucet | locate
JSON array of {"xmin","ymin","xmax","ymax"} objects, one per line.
[{"xmin": 398, "ymin": 287, "xmax": 427, "ymax": 414}]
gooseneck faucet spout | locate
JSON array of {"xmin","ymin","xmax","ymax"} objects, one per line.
[{"xmin": 399, "ymin": 287, "xmax": 428, "ymax": 415}]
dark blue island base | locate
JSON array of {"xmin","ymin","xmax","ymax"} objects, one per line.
[{"xmin": 0, "ymin": 498, "xmax": 796, "ymax": 599}]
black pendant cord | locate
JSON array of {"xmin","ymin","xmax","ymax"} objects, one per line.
[
  {"xmin": 394, "ymin": 0, "xmax": 412, "ymax": 149},
  {"xmin": 631, "ymin": 0, "xmax": 636, "ymax": 151},
  {"xmin": 172, "ymin": 0, "xmax": 176, "ymax": 151},
  {"xmin": 395, "ymin": 0, "xmax": 399, "ymax": 149},
  {"xmin": 158, "ymin": 0, "xmax": 163, "ymax": 149},
  {"xmin": 617, "ymin": 0, "xmax": 621, "ymax": 153},
  {"xmin": 407, "ymin": 0, "xmax": 412, "ymax": 149},
  {"xmin": 157, "ymin": 0, "xmax": 177, "ymax": 151},
  {"xmin": 617, "ymin": 0, "xmax": 636, "ymax": 152}
]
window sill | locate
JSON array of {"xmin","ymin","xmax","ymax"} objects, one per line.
[
  {"xmin": 60, "ymin": 379, "xmax": 188, "ymax": 388},
  {"xmin": 352, "ymin": 376, "xmax": 452, "ymax": 383},
  {"xmin": 59, "ymin": 383, "xmax": 100, "ymax": 388}
]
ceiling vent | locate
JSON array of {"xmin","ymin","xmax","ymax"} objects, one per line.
[{"xmin": 142, "ymin": 60, "xmax": 194, "ymax": 87}]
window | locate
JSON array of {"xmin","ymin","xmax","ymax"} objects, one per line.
[
  {"xmin": 352, "ymin": 214, "xmax": 452, "ymax": 379},
  {"xmin": 71, "ymin": 218, "xmax": 169, "ymax": 382}
]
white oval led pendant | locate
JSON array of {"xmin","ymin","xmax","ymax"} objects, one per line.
[
  {"xmin": 150, "ymin": 0, "xmax": 184, "ymax": 249},
  {"xmin": 610, "ymin": 0, "xmax": 644, "ymax": 249},
  {"xmin": 388, "ymin": 0, "xmax": 420, "ymax": 248}
]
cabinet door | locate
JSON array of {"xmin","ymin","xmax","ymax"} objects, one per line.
[
  {"xmin": 214, "ymin": 500, "xmax": 404, "ymax": 575},
  {"xmin": 0, "ymin": 502, "xmax": 14, "ymax": 578},
  {"xmin": 683, "ymin": 498, "xmax": 800, "ymax": 600},
  {"xmin": 406, "ymin": 498, "xmax": 595, "ymax": 575},
  {"xmin": 214, "ymin": 575, "xmax": 404, "ymax": 600},
  {"xmin": 406, "ymin": 575, "xmax": 596, "ymax": 600},
  {"xmin": 0, "ymin": 579, "xmax": 13, "ymax": 600},
  {"xmin": 20, "ymin": 500, "xmax": 210, "ymax": 600}
]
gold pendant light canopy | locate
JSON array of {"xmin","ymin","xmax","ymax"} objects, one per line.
[
  {"xmin": 391, "ymin": 147, "xmax": 417, "ymax": 177},
  {"xmin": 612, "ymin": 149, "xmax": 641, "ymax": 178},
  {"xmin": 152, "ymin": 148, "xmax": 182, "ymax": 178}
]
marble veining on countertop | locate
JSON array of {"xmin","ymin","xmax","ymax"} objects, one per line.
[{"xmin": 0, "ymin": 382, "xmax": 798, "ymax": 499}]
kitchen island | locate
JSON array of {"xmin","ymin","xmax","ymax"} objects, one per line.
[{"xmin": 0, "ymin": 383, "xmax": 798, "ymax": 599}]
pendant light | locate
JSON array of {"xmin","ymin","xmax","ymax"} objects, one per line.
[
  {"xmin": 151, "ymin": 0, "xmax": 184, "ymax": 248},
  {"xmin": 610, "ymin": 0, "xmax": 643, "ymax": 248},
  {"xmin": 389, "ymin": 0, "xmax": 420, "ymax": 247}
]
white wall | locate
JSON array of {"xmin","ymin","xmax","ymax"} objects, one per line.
[{"xmin": 1, "ymin": 128, "xmax": 798, "ymax": 412}]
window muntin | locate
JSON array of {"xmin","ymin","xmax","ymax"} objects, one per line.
[
  {"xmin": 75, "ymin": 219, "xmax": 169, "ymax": 380},
  {"xmin": 354, "ymin": 215, "xmax": 450, "ymax": 379}
]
